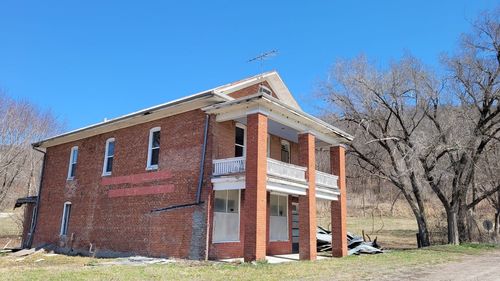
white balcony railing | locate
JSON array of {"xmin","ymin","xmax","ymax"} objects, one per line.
[
  {"xmin": 212, "ymin": 157, "xmax": 307, "ymax": 183},
  {"xmin": 316, "ymin": 170, "xmax": 338, "ymax": 189},
  {"xmin": 266, "ymin": 158, "xmax": 306, "ymax": 183},
  {"xmin": 213, "ymin": 157, "xmax": 245, "ymax": 176}
]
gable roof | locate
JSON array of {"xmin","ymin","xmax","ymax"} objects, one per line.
[
  {"xmin": 33, "ymin": 71, "xmax": 346, "ymax": 148},
  {"xmin": 211, "ymin": 71, "xmax": 302, "ymax": 110}
]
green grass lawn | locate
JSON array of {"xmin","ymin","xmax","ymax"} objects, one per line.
[{"xmin": 0, "ymin": 244, "xmax": 498, "ymax": 281}]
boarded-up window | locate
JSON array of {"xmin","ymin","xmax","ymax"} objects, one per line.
[
  {"xmin": 270, "ymin": 194, "xmax": 288, "ymax": 241},
  {"xmin": 213, "ymin": 190, "xmax": 240, "ymax": 242}
]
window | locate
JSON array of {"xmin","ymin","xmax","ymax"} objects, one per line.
[
  {"xmin": 259, "ymin": 85, "xmax": 273, "ymax": 95},
  {"xmin": 270, "ymin": 194, "xmax": 288, "ymax": 241},
  {"xmin": 281, "ymin": 140, "xmax": 290, "ymax": 163},
  {"xmin": 67, "ymin": 146, "xmax": 78, "ymax": 180},
  {"xmin": 147, "ymin": 127, "xmax": 161, "ymax": 170},
  {"xmin": 102, "ymin": 138, "xmax": 115, "ymax": 176},
  {"xmin": 267, "ymin": 134, "xmax": 271, "ymax": 157},
  {"xmin": 60, "ymin": 202, "xmax": 72, "ymax": 236},
  {"xmin": 235, "ymin": 124, "xmax": 246, "ymax": 157},
  {"xmin": 213, "ymin": 190, "xmax": 240, "ymax": 242}
]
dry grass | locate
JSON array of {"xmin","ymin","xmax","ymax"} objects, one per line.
[
  {"xmin": 347, "ymin": 216, "xmax": 418, "ymax": 249},
  {"xmin": 0, "ymin": 244, "xmax": 497, "ymax": 281},
  {"xmin": 0, "ymin": 212, "xmax": 22, "ymax": 237}
]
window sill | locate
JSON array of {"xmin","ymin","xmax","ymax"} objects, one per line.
[
  {"xmin": 146, "ymin": 165, "xmax": 158, "ymax": 171},
  {"xmin": 66, "ymin": 177, "xmax": 74, "ymax": 181},
  {"xmin": 212, "ymin": 240, "xmax": 240, "ymax": 244},
  {"xmin": 269, "ymin": 239, "xmax": 290, "ymax": 242},
  {"xmin": 102, "ymin": 172, "xmax": 112, "ymax": 177}
]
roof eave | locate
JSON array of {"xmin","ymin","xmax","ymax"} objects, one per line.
[
  {"xmin": 203, "ymin": 93, "xmax": 353, "ymax": 144},
  {"xmin": 34, "ymin": 91, "xmax": 230, "ymax": 148}
]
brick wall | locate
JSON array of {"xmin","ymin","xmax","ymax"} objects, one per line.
[
  {"xmin": 33, "ymin": 109, "xmax": 213, "ymax": 259},
  {"xmin": 331, "ymin": 146, "xmax": 347, "ymax": 257},
  {"xmin": 227, "ymin": 81, "xmax": 277, "ymax": 99},
  {"xmin": 33, "ymin": 82, "xmax": 304, "ymax": 260}
]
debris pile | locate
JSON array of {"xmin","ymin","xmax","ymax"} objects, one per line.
[
  {"xmin": 98, "ymin": 256, "xmax": 174, "ymax": 266},
  {"xmin": 316, "ymin": 226, "xmax": 384, "ymax": 255}
]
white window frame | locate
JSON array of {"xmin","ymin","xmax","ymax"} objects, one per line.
[
  {"xmin": 102, "ymin": 138, "xmax": 115, "ymax": 176},
  {"xmin": 235, "ymin": 123, "xmax": 246, "ymax": 157},
  {"xmin": 259, "ymin": 85, "xmax": 273, "ymax": 95},
  {"xmin": 60, "ymin": 202, "xmax": 72, "ymax": 236},
  {"xmin": 146, "ymin": 127, "xmax": 161, "ymax": 170},
  {"xmin": 67, "ymin": 146, "xmax": 78, "ymax": 180},
  {"xmin": 281, "ymin": 140, "xmax": 291, "ymax": 163},
  {"xmin": 269, "ymin": 193, "xmax": 289, "ymax": 241},
  {"xmin": 213, "ymin": 189, "xmax": 241, "ymax": 243}
]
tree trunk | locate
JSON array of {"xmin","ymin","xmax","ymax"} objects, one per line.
[
  {"xmin": 416, "ymin": 214, "xmax": 431, "ymax": 247},
  {"xmin": 495, "ymin": 212, "xmax": 500, "ymax": 235},
  {"xmin": 446, "ymin": 209, "xmax": 460, "ymax": 245},
  {"xmin": 458, "ymin": 198, "xmax": 470, "ymax": 243}
]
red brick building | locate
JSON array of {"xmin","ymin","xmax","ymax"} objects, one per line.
[{"xmin": 24, "ymin": 71, "xmax": 352, "ymax": 261}]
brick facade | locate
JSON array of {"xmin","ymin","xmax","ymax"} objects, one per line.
[
  {"xmin": 330, "ymin": 146, "xmax": 348, "ymax": 257},
  {"xmin": 298, "ymin": 133, "xmax": 317, "ymax": 260},
  {"xmin": 243, "ymin": 113, "xmax": 268, "ymax": 261},
  {"xmin": 29, "ymin": 80, "xmax": 348, "ymax": 261},
  {"xmin": 33, "ymin": 109, "xmax": 213, "ymax": 259}
]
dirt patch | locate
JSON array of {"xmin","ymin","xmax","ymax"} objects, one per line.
[{"xmin": 383, "ymin": 249, "xmax": 500, "ymax": 281}]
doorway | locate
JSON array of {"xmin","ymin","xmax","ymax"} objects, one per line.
[{"xmin": 291, "ymin": 202, "xmax": 299, "ymax": 253}]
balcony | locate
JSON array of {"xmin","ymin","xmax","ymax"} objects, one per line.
[
  {"xmin": 315, "ymin": 170, "xmax": 340, "ymax": 200},
  {"xmin": 212, "ymin": 157, "xmax": 339, "ymax": 200}
]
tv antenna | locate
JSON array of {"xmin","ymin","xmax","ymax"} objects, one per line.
[{"xmin": 248, "ymin": 49, "xmax": 278, "ymax": 74}]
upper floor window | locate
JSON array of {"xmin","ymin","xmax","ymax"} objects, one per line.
[
  {"xmin": 60, "ymin": 202, "xmax": 72, "ymax": 236},
  {"xmin": 235, "ymin": 124, "xmax": 246, "ymax": 157},
  {"xmin": 147, "ymin": 127, "xmax": 161, "ymax": 170},
  {"xmin": 102, "ymin": 138, "xmax": 115, "ymax": 176},
  {"xmin": 267, "ymin": 134, "xmax": 271, "ymax": 157},
  {"xmin": 281, "ymin": 140, "xmax": 290, "ymax": 163},
  {"xmin": 67, "ymin": 146, "xmax": 78, "ymax": 180}
]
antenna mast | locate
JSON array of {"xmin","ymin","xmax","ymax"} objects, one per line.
[{"xmin": 247, "ymin": 49, "xmax": 278, "ymax": 74}]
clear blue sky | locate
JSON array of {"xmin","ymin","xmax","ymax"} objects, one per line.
[{"xmin": 0, "ymin": 1, "xmax": 497, "ymax": 130}]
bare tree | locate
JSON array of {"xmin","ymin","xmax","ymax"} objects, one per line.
[
  {"xmin": 321, "ymin": 55, "xmax": 435, "ymax": 246},
  {"xmin": 321, "ymin": 7, "xmax": 500, "ymax": 246},
  {"xmin": 475, "ymin": 143, "xmax": 500, "ymax": 235},
  {"xmin": 422, "ymin": 8, "xmax": 500, "ymax": 243},
  {"xmin": 0, "ymin": 93, "xmax": 61, "ymax": 209}
]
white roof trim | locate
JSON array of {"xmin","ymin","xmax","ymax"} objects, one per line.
[
  {"xmin": 203, "ymin": 93, "xmax": 353, "ymax": 144},
  {"xmin": 33, "ymin": 71, "xmax": 350, "ymax": 148},
  {"xmin": 34, "ymin": 91, "xmax": 229, "ymax": 148},
  {"xmin": 212, "ymin": 71, "xmax": 301, "ymax": 110}
]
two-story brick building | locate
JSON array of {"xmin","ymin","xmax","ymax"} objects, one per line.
[{"xmin": 22, "ymin": 71, "xmax": 352, "ymax": 261}]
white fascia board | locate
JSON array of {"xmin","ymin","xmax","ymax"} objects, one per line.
[
  {"xmin": 203, "ymin": 93, "xmax": 353, "ymax": 144},
  {"xmin": 316, "ymin": 186, "xmax": 340, "ymax": 195},
  {"xmin": 212, "ymin": 176, "xmax": 246, "ymax": 190},
  {"xmin": 316, "ymin": 192, "xmax": 339, "ymax": 201},
  {"xmin": 266, "ymin": 180, "xmax": 307, "ymax": 196},
  {"xmin": 35, "ymin": 92, "xmax": 230, "ymax": 148},
  {"xmin": 265, "ymin": 72, "xmax": 301, "ymax": 110},
  {"xmin": 212, "ymin": 71, "xmax": 276, "ymax": 95}
]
